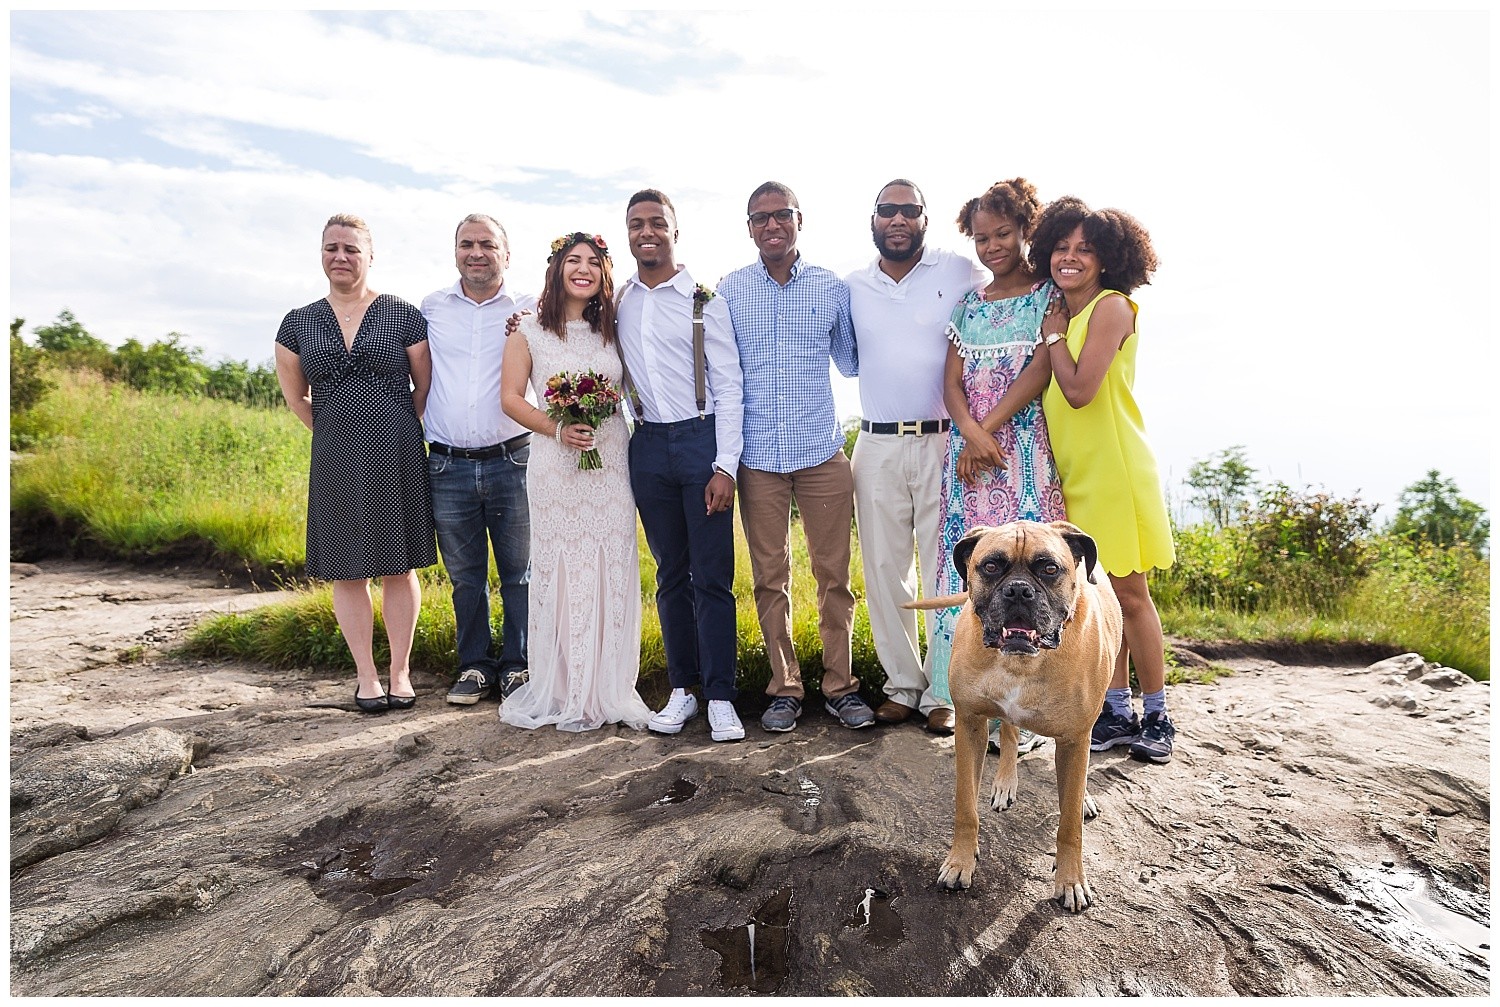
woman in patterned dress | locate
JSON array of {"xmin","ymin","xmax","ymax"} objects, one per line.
[
  {"xmin": 497, "ymin": 232, "xmax": 652, "ymax": 732},
  {"xmin": 929, "ymin": 180, "xmax": 1067, "ymax": 754},
  {"xmin": 273, "ymin": 214, "xmax": 437, "ymax": 714}
]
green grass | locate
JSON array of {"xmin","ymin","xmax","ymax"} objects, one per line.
[
  {"xmin": 12, "ymin": 370, "xmax": 308, "ymax": 574},
  {"xmin": 13, "ymin": 370, "xmax": 1489, "ymax": 687}
]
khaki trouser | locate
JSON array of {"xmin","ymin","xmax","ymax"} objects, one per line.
[
  {"xmin": 738, "ymin": 451, "xmax": 858, "ymax": 701},
  {"xmin": 850, "ymin": 430, "xmax": 949, "ymax": 715}
]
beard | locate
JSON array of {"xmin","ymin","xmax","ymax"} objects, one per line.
[{"xmin": 872, "ymin": 221, "xmax": 926, "ymax": 262}]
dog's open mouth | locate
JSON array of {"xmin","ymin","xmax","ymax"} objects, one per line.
[{"xmin": 985, "ymin": 619, "xmax": 1042, "ymax": 655}]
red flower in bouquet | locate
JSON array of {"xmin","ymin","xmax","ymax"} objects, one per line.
[{"xmin": 543, "ymin": 370, "xmax": 622, "ymax": 470}]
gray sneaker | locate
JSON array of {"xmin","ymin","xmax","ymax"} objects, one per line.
[
  {"xmin": 987, "ymin": 723, "xmax": 1049, "ymax": 754},
  {"xmin": 760, "ymin": 696, "xmax": 802, "ymax": 733},
  {"xmin": 824, "ymin": 692, "xmax": 876, "ymax": 729}
]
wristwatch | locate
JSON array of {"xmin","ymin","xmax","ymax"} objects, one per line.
[{"xmin": 1045, "ymin": 332, "xmax": 1066, "ymax": 346}]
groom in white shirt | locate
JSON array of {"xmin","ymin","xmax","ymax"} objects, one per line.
[{"xmin": 616, "ymin": 189, "xmax": 747, "ymax": 742}]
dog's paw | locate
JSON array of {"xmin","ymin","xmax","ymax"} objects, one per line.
[
  {"xmin": 1054, "ymin": 878, "xmax": 1095, "ymax": 913},
  {"xmin": 937, "ymin": 856, "xmax": 976, "ymax": 891},
  {"xmin": 990, "ymin": 776, "xmax": 1018, "ymax": 812},
  {"xmin": 1082, "ymin": 794, "xmax": 1099, "ymax": 820}
]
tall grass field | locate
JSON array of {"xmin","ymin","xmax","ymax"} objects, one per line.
[{"xmin": 11, "ymin": 369, "xmax": 1490, "ymax": 689}]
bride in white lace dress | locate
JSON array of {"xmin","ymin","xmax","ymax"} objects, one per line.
[{"xmin": 498, "ymin": 232, "xmax": 652, "ymax": 732}]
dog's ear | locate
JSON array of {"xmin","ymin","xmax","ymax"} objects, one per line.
[
  {"xmin": 952, "ymin": 526, "xmax": 992, "ymax": 589},
  {"xmin": 1051, "ymin": 521, "xmax": 1100, "ymax": 584}
]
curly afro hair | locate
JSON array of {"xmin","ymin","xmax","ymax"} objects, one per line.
[
  {"xmin": 955, "ymin": 178, "xmax": 1042, "ymax": 237},
  {"xmin": 1027, "ymin": 196, "xmax": 1158, "ymax": 295}
]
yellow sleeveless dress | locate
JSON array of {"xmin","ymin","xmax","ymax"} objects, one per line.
[{"xmin": 1042, "ymin": 290, "xmax": 1174, "ymax": 576}]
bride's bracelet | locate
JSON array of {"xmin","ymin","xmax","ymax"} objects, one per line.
[{"xmin": 554, "ymin": 423, "xmax": 564, "ymax": 444}]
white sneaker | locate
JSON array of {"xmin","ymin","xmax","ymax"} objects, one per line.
[
  {"xmin": 648, "ymin": 689, "xmax": 699, "ymax": 735},
  {"xmin": 707, "ymin": 700, "xmax": 745, "ymax": 742}
]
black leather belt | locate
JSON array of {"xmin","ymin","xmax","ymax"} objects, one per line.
[
  {"xmin": 859, "ymin": 419, "xmax": 951, "ymax": 436},
  {"xmin": 428, "ymin": 434, "xmax": 530, "ymax": 460}
]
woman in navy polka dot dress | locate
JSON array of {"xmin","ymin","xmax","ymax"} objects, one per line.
[{"xmin": 274, "ymin": 214, "xmax": 438, "ymax": 713}]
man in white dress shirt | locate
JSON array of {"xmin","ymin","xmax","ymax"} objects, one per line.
[
  {"xmin": 616, "ymin": 189, "xmax": 747, "ymax": 742},
  {"xmin": 846, "ymin": 180, "xmax": 987, "ymax": 735},
  {"xmin": 421, "ymin": 214, "xmax": 538, "ymax": 706}
]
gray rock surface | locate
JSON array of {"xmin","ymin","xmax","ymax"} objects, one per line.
[{"xmin": 8, "ymin": 562, "xmax": 1492, "ymax": 996}]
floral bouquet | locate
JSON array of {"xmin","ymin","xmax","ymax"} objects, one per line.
[{"xmin": 543, "ymin": 370, "xmax": 622, "ymax": 471}]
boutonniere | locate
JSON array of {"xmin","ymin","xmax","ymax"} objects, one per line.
[{"xmin": 693, "ymin": 283, "xmax": 716, "ymax": 306}]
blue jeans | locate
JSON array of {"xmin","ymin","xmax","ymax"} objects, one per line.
[
  {"xmin": 628, "ymin": 417, "xmax": 737, "ymax": 701},
  {"xmin": 428, "ymin": 445, "xmax": 530, "ymax": 675}
]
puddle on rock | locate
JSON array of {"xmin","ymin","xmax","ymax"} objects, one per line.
[
  {"xmin": 653, "ymin": 777, "xmax": 699, "ymax": 806},
  {"xmin": 1358, "ymin": 866, "xmax": 1491, "ymax": 964},
  {"xmin": 844, "ymin": 887, "xmax": 904, "ymax": 947},
  {"xmin": 700, "ymin": 887, "xmax": 793, "ymax": 993},
  {"xmin": 798, "ymin": 777, "xmax": 821, "ymax": 810},
  {"xmin": 302, "ymin": 842, "xmax": 430, "ymax": 904}
]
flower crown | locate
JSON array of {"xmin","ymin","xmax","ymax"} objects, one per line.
[{"xmin": 548, "ymin": 232, "xmax": 610, "ymax": 262}]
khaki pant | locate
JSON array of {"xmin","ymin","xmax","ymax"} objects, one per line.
[
  {"xmin": 738, "ymin": 451, "xmax": 857, "ymax": 701},
  {"xmin": 850, "ymin": 430, "xmax": 949, "ymax": 715}
]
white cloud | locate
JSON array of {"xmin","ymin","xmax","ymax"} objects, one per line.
[{"xmin": 8, "ymin": 10, "xmax": 1491, "ymax": 510}]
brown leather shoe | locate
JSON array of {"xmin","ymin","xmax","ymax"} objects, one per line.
[
  {"xmin": 925, "ymin": 708, "xmax": 956, "ymax": 735},
  {"xmin": 874, "ymin": 699, "xmax": 916, "ymax": 724}
]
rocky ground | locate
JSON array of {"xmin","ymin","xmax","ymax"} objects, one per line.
[{"xmin": 7, "ymin": 560, "xmax": 1491, "ymax": 995}]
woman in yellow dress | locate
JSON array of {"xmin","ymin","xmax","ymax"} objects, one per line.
[{"xmin": 1032, "ymin": 196, "xmax": 1176, "ymax": 763}]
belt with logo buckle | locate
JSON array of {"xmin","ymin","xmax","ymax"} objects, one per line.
[{"xmin": 859, "ymin": 419, "xmax": 951, "ymax": 436}]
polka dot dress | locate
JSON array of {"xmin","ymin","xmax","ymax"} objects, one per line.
[{"xmin": 275, "ymin": 294, "xmax": 437, "ymax": 580}]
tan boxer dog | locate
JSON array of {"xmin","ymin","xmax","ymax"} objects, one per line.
[{"xmin": 907, "ymin": 520, "xmax": 1122, "ymax": 911}]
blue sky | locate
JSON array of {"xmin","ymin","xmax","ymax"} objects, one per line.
[{"xmin": 8, "ymin": 9, "xmax": 1492, "ymax": 513}]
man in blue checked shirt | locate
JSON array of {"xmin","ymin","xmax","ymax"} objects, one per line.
[{"xmin": 719, "ymin": 181, "xmax": 876, "ymax": 734}]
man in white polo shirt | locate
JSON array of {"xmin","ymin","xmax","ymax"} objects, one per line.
[
  {"xmin": 846, "ymin": 180, "xmax": 986, "ymax": 735},
  {"xmin": 421, "ymin": 214, "xmax": 538, "ymax": 706}
]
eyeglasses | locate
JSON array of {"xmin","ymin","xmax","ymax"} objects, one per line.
[
  {"xmin": 748, "ymin": 208, "xmax": 799, "ymax": 227},
  {"xmin": 875, "ymin": 203, "xmax": 924, "ymax": 220}
]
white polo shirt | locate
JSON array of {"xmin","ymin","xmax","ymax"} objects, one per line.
[
  {"xmin": 420, "ymin": 279, "xmax": 538, "ymax": 449},
  {"xmin": 845, "ymin": 246, "xmax": 986, "ymax": 423},
  {"xmin": 616, "ymin": 265, "xmax": 744, "ymax": 476}
]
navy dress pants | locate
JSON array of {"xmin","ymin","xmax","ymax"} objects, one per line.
[{"xmin": 628, "ymin": 416, "xmax": 737, "ymax": 701}]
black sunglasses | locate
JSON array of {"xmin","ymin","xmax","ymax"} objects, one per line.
[
  {"xmin": 748, "ymin": 208, "xmax": 799, "ymax": 227},
  {"xmin": 874, "ymin": 203, "xmax": 924, "ymax": 219}
]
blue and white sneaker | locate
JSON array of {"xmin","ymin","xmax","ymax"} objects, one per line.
[{"xmin": 1089, "ymin": 705, "xmax": 1141, "ymax": 751}]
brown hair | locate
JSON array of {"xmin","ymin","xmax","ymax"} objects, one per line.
[
  {"xmin": 956, "ymin": 178, "xmax": 1042, "ymax": 237},
  {"xmin": 537, "ymin": 235, "xmax": 616, "ymax": 343},
  {"xmin": 323, "ymin": 213, "xmax": 372, "ymax": 252}
]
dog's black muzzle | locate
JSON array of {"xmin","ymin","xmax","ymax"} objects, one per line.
[{"xmin": 979, "ymin": 578, "xmax": 1063, "ymax": 656}]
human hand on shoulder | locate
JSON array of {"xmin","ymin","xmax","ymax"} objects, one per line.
[
  {"xmin": 1041, "ymin": 288, "xmax": 1069, "ymax": 340},
  {"xmin": 505, "ymin": 309, "xmax": 533, "ymax": 336}
]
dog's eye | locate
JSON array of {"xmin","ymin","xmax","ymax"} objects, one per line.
[
  {"xmin": 1040, "ymin": 562, "xmax": 1059, "ymax": 576},
  {"xmin": 979, "ymin": 558, "xmax": 1001, "ymax": 576}
]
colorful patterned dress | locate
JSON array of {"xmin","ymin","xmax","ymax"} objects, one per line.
[{"xmin": 930, "ymin": 283, "xmax": 1068, "ymax": 703}]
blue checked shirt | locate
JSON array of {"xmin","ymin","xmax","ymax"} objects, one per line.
[{"xmin": 719, "ymin": 255, "xmax": 858, "ymax": 473}]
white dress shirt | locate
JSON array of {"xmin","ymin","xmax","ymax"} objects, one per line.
[
  {"xmin": 845, "ymin": 246, "xmax": 987, "ymax": 422},
  {"xmin": 616, "ymin": 265, "xmax": 744, "ymax": 477},
  {"xmin": 420, "ymin": 279, "xmax": 538, "ymax": 448}
]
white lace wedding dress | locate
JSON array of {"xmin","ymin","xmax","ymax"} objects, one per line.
[{"xmin": 499, "ymin": 316, "xmax": 652, "ymax": 732}]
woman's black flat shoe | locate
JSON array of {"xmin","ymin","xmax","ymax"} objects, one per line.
[
  {"xmin": 355, "ymin": 688, "xmax": 389, "ymax": 713},
  {"xmin": 387, "ymin": 693, "xmax": 417, "ymax": 710}
]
